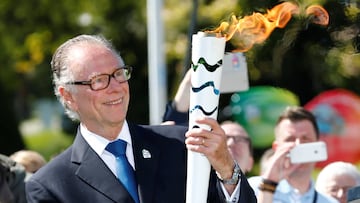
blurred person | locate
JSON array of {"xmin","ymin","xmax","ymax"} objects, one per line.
[
  {"xmin": 25, "ymin": 34, "xmax": 256, "ymax": 203},
  {"xmin": 10, "ymin": 150, "xmax": 46, "ymax": 173},
  {"xmin": 258, "ymin": 148, "xmax": 274, "ymax": 175},
  {"xmin": 0, "ymin": 154, "xmax": 27, "ymax": 203},
  {"xmin": 248, "ymin": 106, "xmax": 338, "ymax": 203},
  {"xmin": 0, "ymin": 155, "xmax": 14, "ymax": 203},
  {"xmin": 315, "ymin": 161, "xmax": 360, "ymax": 203},
  {"xmin": 162, "ymin": 68, "xmax": 192, "ymax": 126},
  {"xmin": 162, "ymin": 69, "xmax": 254, "ymax": 173},
  {"xmin": 220, "ymin": 121, "xmax": 254, "ymax": 173}
]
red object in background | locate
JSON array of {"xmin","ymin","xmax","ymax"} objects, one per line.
[{"xmin": 305, "ymin": 89, "xmax": 360, "ymax": 168}]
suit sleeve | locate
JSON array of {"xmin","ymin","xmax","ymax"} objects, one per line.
[
  {"xmin": 162, "ymin": 101, "xmax": 189, "ymax": 126},
  {"xmin": 238, "ymin": 172, "xmax": 257, "ymax": 203},
  {"xmin": 26, "ymin": 179, "xmax": 59, "ymax": 203},
  {"xmin": 207, "ymin": 170, "xmax": 257, "ymax": 203}
]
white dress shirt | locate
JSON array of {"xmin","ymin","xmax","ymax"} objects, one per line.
[{"xmin": 80, "ymin": 121, "xmax": 135, "ymax": 177}]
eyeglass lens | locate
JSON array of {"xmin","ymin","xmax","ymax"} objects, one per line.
[{"xmin": 90, "ymin": 67, "xmax": 131, "ymax": 90}]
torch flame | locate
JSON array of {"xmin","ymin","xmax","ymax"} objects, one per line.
[
  {"xmin": 306, "ymin": 5, "xmax": 329, "ymax": 26},
  {"xmin": 206, "ymin": 2, "xmax": 329, "ymax": 52}
]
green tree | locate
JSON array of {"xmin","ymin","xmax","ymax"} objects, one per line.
[{"xmin": 0, "ymin": 0, "xmax": 149, "ymax": 154}]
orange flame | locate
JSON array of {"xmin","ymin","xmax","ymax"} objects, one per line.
[
  {"xmin": 306, "ymin": 5, "xmax": 329, "ymax": 26},
  {"xmin": 206, "ymin": 2, "xmax": 329, "ymax": 52}
]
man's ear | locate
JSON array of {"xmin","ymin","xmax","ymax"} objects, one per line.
[
  {"xmin": 59, "ymin": 86, "xmax": 77, "ymax": 110},
  {"xmin": 247, "ymin": 157, "xmax": 254, "ymax": 173},
  {"xmin": 272, "ymin": 141, "xmax": 278, "ymax": 150}
]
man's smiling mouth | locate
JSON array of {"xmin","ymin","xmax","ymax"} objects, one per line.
[{"xmin": 105, "ymin": 98, "xmax": 122, "ymax": 105}]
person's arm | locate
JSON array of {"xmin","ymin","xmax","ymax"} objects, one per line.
[
  {"xmin": 210, "ymin": 168, "xmax": 257, "ymax": 203},
  {"xmin": 173, "ymin": 69, "xmax": 191, "ymax": 113},
  {"xmin": 185, "ymin": 118, "xmax": 238, "ymax": 196},
  {"xmin": 162, "ymin": 69, "xmax": 191, "ymax": 125},
  {"xmin": 26, "ymin": 179, "xmax": 56, "ymax": 203},
  {"xmin": 208, "ymin": 164, "xmax": 242, "ymax": 202},
  {"xmin": 257, "ymin": 179, "xmax": 277, "ymax": 203},
  {"xmin": 256, "ymin": 142, "xmax": 297, "ymax": 203},
  {"xmin": 163, "ymin": 102, "xmax": 189, "ymax": 126},
  {"xmin": 216, "ymin": 161, "xmax": 239, "ymax": 195}
]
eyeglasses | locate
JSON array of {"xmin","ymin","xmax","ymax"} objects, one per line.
[
  {"xmin": 66, "ymin": 66, "xmax": 132, "ymax": 91},
  {"xmin": 226, "ymin": 135, "xmax": 250, "ymax": 144}
]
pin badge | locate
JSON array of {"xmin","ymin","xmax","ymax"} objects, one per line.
[{"xmin": 142, "ymin": 149, "xmax": 151, "ymax": 159}]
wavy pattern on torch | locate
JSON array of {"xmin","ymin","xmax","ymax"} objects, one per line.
[
  {"xmin": 189, "ymin": 105, "xmax": 218, "ymax": 116},
  {"xmin": 192, "ymin": 81, "xmax": 220, "ymax": 95},
  {"xmin": 192, "ymin": 57, "xmax": 222, "ymax": 72}
]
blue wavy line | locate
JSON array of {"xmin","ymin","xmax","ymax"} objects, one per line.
[
  {"xmin": 192, "ymin": 81, "xmax": 220, "ymax": 95},
  {"xmin": 189, "ymin": 105, "xmax": 218, "ymax": 116}
]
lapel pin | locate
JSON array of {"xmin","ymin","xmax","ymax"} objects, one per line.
[{"xmin": 142, "ymin": 149, "xmax": 151, "ymax": 159}]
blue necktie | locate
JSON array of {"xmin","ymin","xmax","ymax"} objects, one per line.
[{"xmin": 106, "ymin": 139, "xmax": 140, "ymax": 203}]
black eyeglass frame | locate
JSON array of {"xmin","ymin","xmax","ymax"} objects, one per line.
[
  {"xmin": 226, "ymin": 135, "xmax": 253, "ymax": 156},
  {"xmin": 66, "ymin": 65, "xmax": 132, "ymax": 91},
  {"xmin": 226, "ymin": 135, "xmax": 250, "ymax": 143}
]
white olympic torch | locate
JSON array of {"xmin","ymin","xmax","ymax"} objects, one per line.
[{"xmin": 186, "ymin": 32, "xmax": 226, "ymax": 203}]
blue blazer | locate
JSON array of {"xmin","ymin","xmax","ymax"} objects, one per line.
[{"xmin": 26, "ymin": 123, "xmax": 256, "ymax": 203}]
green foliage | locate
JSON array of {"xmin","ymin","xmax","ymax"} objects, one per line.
[
  {"xmin": 23, "ymin": 130, "xmax": 74, "ymax": 161},
  {"xmin": 0, "ymin": 0, "xmax": 149, "ymax": 154},
  {"xmin": 0, "ymin": 0, "xmax": 149, "ymax": 116}
]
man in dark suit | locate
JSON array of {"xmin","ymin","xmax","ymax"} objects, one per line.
[{"xmin": 25, "ymin": 34, "xmax": 256, "ymax": 203}]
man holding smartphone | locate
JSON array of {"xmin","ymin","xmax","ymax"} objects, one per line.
[{"xmin": 248, "ymin": 106, "xmax": 338, "ymax": 203}]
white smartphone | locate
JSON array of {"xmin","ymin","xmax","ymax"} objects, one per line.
[
  {"xmin": 289, "ymin": 141, "xmax": 328, "ymax": 164},
  {"xmin": 220, "ymin": 52, "xmax": 249, "ymax": 93}
]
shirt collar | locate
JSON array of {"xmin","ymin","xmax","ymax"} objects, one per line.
[
  {"xmin": 277, "ymin": 179, "xmax": 316, "ymax": 201},
  {"xmin": 80, "ymin": 121, "xmax": 132, "ymax": 156}
]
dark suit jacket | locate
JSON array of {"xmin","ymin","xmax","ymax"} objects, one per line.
[{"xmin": 26, "ymin": 123, "xmax": 256, "ymax": 203}]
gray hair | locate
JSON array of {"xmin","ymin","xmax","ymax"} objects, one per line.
[
  {"xmin": 51, "ymin": 34, "xmax": 124, "ymax": 121},
  {"xmin": 316, "ymin": 161, "xmax": 360, "ymax": 193}
]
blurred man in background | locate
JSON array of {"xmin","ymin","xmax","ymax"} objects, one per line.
[{"xmin": 248, "ymin": 106, "xmax": 338, "ymax": 203}]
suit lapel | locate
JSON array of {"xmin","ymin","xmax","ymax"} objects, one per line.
[
  {"xmin": 71, "ymin": 131, "xmax": 134, "ymax": 202},
  {"xmin": 129, "ymin": 124, "xmax": 161, "ymax": 203}
]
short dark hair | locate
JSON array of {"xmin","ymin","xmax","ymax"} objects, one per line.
[{"xmin": 276, "ymin": 106, "xmax": 319, "ymax": 139}]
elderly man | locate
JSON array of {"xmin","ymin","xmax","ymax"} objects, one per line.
[
  {"xmin": 316, "ymin": 161, "xmax": 360, "ymax": 203},
  {"xmin": 25, "ymin": 34, "xmax": 256, "ymax": 203}
]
